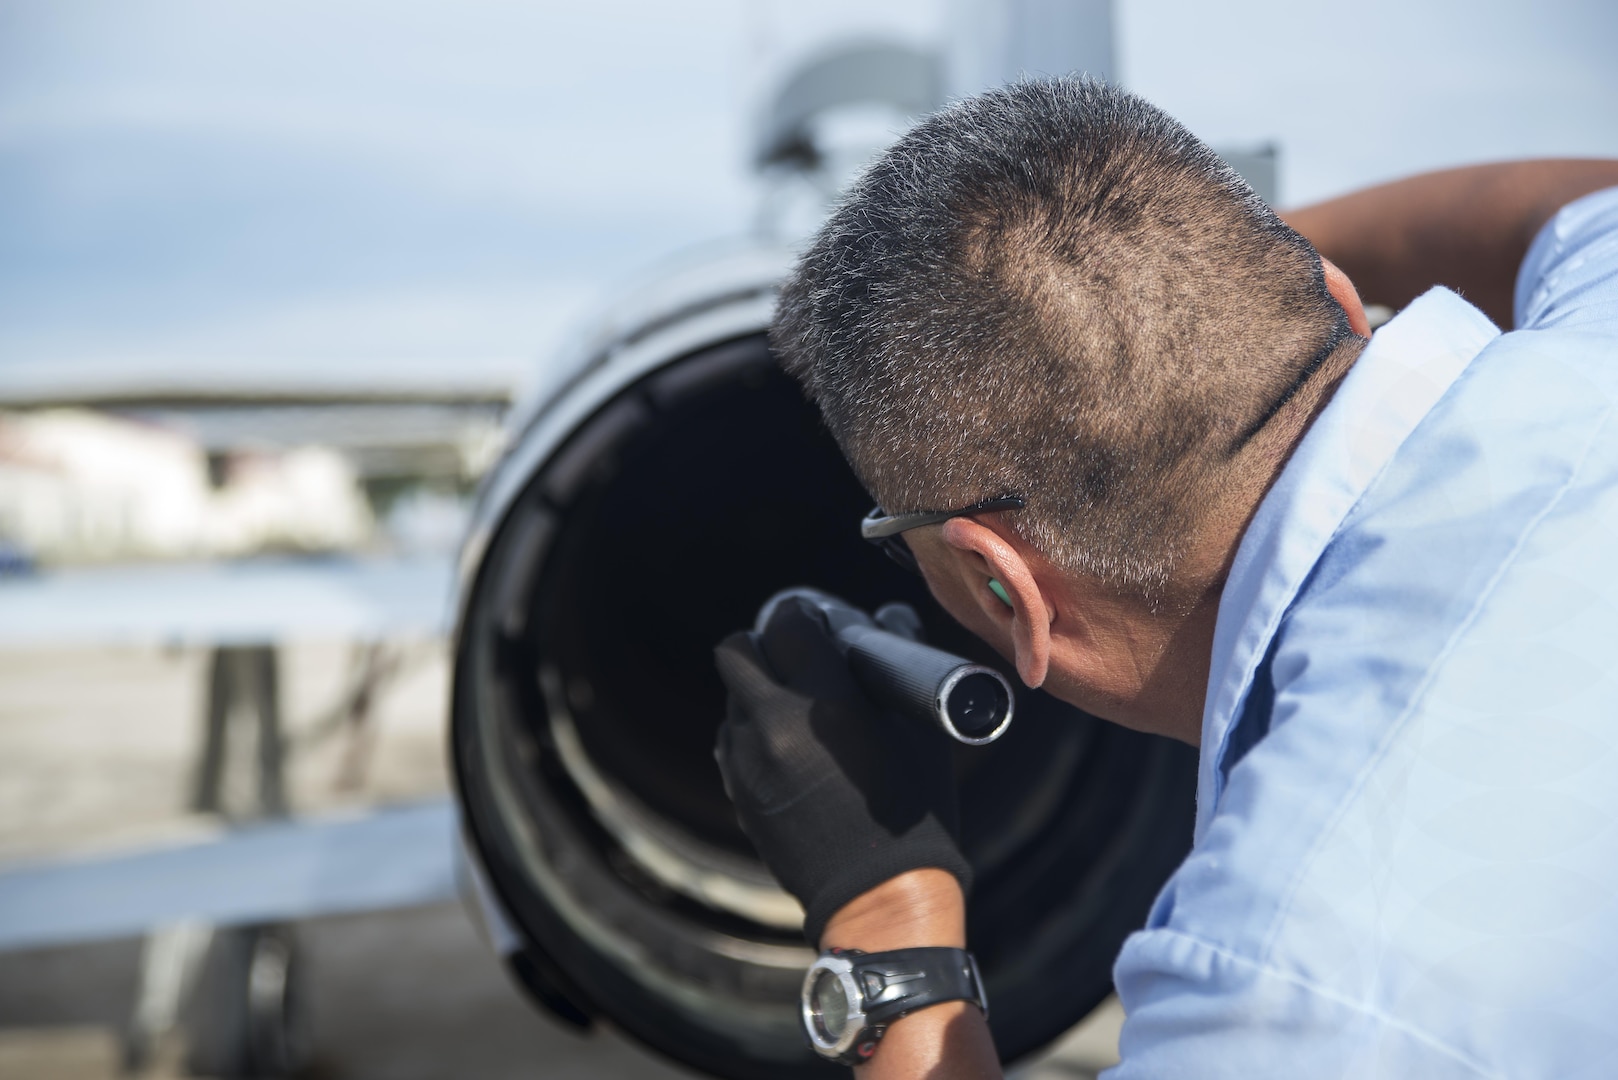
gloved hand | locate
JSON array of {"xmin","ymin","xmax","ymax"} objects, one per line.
[{"xmin": 713, "ymin": 591, "xmax": 970, "ymax": 946}]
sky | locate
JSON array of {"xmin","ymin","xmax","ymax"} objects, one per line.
[{"xmin": 0, "ymin": 0, "xmax": 1614, "ymax": 400}]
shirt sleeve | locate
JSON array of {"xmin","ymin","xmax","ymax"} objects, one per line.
[
  {"xmin": 1514, "ymin": 185, "xmax": 1618, "ymax": 333},
  {"xmin": 1103, "ymin": 929, "xmax": 1494, "ymax": 1080}
]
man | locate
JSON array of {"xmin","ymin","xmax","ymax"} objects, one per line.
[{"xmin": 714, "ymin": 77, "xmax": 1618, "ymax": 1077}]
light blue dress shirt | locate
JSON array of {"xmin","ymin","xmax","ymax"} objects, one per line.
[{"xmin": 1108, "ymin": 186, "xmax": 1618, "ymax": 1079}]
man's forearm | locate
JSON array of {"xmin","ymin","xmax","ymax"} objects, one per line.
[
  {"xmin": 821, "ymin": 869, "xmax": 1003, "ymax": 1080},
  {"xmin": 1283, "ymin": 159, "xmax": 1618, "ymax": 329}
]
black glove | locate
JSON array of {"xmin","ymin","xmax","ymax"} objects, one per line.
[{"xmin": 713, "ymin": 591, "xmax": 970, "ymax": 946}]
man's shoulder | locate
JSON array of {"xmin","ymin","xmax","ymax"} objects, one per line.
[
  {"xmin": 1198, "ymin": 278, "xmax": 1618, "ymax": 869},
  {"xmin": 1112, "ymin": 187, "xmax": 1618, "ymax": 1079},
  {"xmin": 1119, "ymin": 325, "xmax": 1618, "ymax": 1075}
]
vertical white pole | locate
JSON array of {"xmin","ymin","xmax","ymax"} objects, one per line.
[{"xmin": 946, "ymin": 0, "xmax": 1116, "ymax": 99}]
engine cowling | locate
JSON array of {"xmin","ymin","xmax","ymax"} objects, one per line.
[{"xmin": 450, "ymin": 245, "xmax": 1195, "ymax": 1079}]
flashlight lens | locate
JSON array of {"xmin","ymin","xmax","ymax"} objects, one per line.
[{"xmin": 945, "ymin": 672, "xmax": 1010, "ymax": 740}]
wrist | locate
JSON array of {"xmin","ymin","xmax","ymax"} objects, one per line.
[
  {"xmin": 852, "ymin": 1000, "xmax": 996, "ymax": 1079},
  {"xmin": 819, "ymin": 868, "xmax": 966, "ymax": 952}
]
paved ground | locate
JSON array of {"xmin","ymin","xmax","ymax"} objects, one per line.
[
  {"xmin": 0, "ymin": 902, "xmax": 706, "ymax": 1080},
  {"xmin": 0, "ymin": 644, "xmax": 1121, "ymax": 1079}
]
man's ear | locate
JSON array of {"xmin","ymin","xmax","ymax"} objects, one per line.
[
  {"xmin": 937, "ymin": 517, "xmax": 1052, "ymax": 688},
  {"xmin": 1321, "ymin": 256, "xmax": 1372, "ymax": 338}
]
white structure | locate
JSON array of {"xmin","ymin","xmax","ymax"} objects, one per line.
[
  {"xmin": 946, "ymin": 0, "xmax": 1115, "ymax": 98},
  {"xmin": 0, "ymin": 409, "xmax": 372, "ymax": 564}
]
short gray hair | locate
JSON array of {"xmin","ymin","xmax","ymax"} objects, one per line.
[{"xmin": 772, "ymin": 78, "xmax": 1351, "ymax": 595}]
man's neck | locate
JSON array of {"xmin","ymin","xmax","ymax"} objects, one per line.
[
  {"xmin": 1128, "ymin": 336, "xmax": 1368, "ymax": 745},
  {"xmin": 1184, "ymin": 336, "xmax": 1368, "ymax": 598}
]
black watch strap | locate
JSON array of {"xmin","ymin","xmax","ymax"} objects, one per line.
[{"xmin": 851, "ymin": 946, "xmax": 988, "ymax": 1026}]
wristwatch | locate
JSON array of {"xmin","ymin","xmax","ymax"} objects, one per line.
[{"xmin": 801, "ymin": 946, "xmax": 988, "ymax": 1065}]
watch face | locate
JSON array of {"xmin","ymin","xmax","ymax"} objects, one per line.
[{"xmin": 807, "ymin": 968, "xmax": 850, "ymax": 1041}]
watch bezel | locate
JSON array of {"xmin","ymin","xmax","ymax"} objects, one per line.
[{"xmin": 801, "ymin": 951, "xmax": 868, "ymax": 1061}]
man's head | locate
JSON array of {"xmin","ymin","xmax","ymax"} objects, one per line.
[{"xmin": 773, "ymin": 78, "xmax": 1366, "ymax": 740}]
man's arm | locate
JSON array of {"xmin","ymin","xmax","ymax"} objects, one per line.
[
  {"xmin": 713, "ymin": 597, "xmax": 997, "ymax": 1077},
  {"xmin": 822, "ymin": 870, "xmax": 1002, "ymax": 1080},
  {"xmin": 1283, "ymin": 160, "xmax": 1618, "ymax": 329}
]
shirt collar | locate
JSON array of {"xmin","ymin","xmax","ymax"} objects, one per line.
[{"xmin": 1194, "ymin": 287, "xmax": 1501, "ymax": 842}]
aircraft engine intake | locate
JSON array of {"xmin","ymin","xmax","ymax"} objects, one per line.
[{"xmin": 450, "ymin": 249, "xmax": 1196, "ymax": 1079}]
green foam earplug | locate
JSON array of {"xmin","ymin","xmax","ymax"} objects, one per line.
[{"xmin": 988, "ymin": 578, "xmax": 1012, "ymax": 607}]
